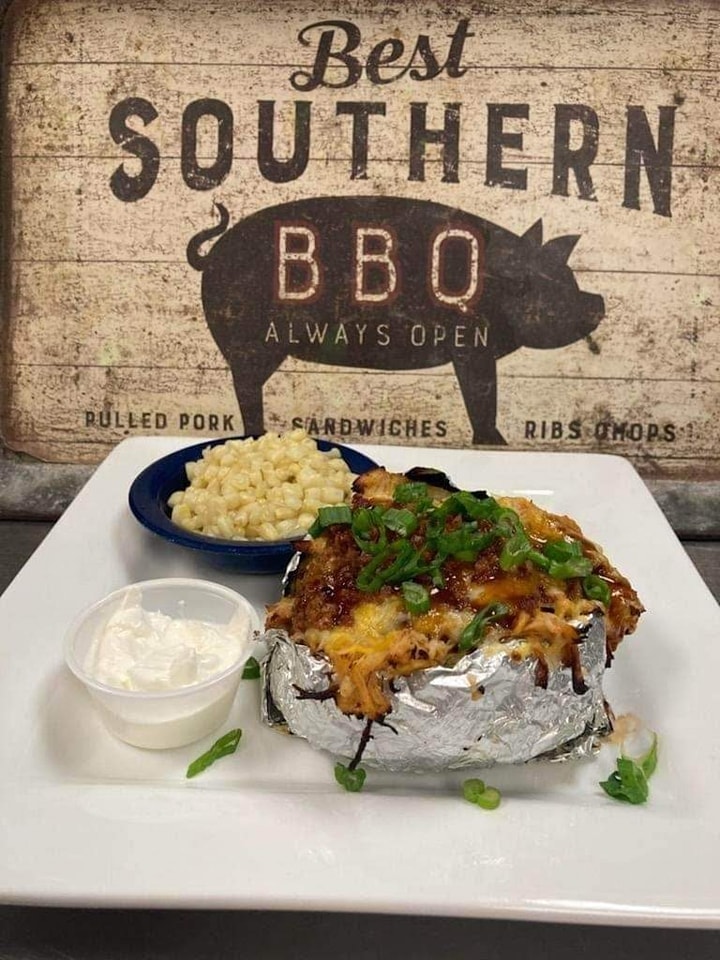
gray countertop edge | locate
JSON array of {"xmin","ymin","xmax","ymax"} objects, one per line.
[{"xmin": 0, "ymin": 458, "xmax": 718, "ymax": 539}]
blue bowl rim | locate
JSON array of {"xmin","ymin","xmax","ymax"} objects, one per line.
[{"xmin": 128, "ymin": 435, "xmax": 380, "ymax": 558}]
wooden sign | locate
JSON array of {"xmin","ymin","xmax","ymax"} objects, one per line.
[{"xmin": 1, "ymin": 0, "xmax": 718, "ymax": 492}]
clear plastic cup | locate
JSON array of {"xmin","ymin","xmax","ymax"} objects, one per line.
[{"xmin": 64, "ymin": 578, "xmax": 260, "ymax": 749}]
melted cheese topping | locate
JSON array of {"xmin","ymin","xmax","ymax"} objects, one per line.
[
  {"xmin": 309, "ymin": 599, "xmax": 408, "ymax": 658},
  {"xmin": 302, "ymin": 598, "xmax": 469, "ymax": 717}
]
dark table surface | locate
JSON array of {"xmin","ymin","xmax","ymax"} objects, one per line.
[{"xmin": 1, "ymin": 520, "xmax": 718, "ymax": 960}]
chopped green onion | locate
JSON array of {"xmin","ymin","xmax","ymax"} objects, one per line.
[
  {"xmin": 583, "ymin": 574, "xmax": 611, "ymax": 607},
  {"xmin": 241, "ymin": 656, "xmax": 261, "ymax": 680},
  {"xmin": 356, "ymin": 550, "xmax": 391, "ymax": 592},
  {"xmin": 527, "ymin": 548, "xmax": 551, "ymax": 572},
  {"xmin": 499, "ymin": 531, "xmax": 531, "ymax": 570},
  {"xmin": 352, "ymin": 507, "xmax": 377, "ymax": 533},
  {"xmin": 451, "ymin": 551, "xmax": 473, "ymax": 563},
  {"xmin": 309, "ymin": 474, "xmax": 604, "ymax": 611},
  {"xmin": 377, "ymin": 540, "xmax": 416, "ymax": 583},
  {"xmin": 600, "ymin": 758, "xmax": 648, "ymax": 805},
  {"xmin": 383, "ymin": 546, "xmax": 428, "ymax": 584},
  {"xmin": 426, "ymin": 493, "xmax": 461, "ymax": 523},
  {"xmin": 458, "ymin": 602, "xmax": 510, "ymax": 653},
  {"xmin": 462, "ymin": 778, "xmax": 502, "ymax": 810},
  {"xmin": 547, "ymin": 556, "xmax": 593, "ymax": 580},
  {"xmin": 462, "ymin": 778, "xmax": 486, "ymax": 802},
  {"xmin": 429, "ymin": 561, "xmax": 446, "ymax": 588},
  {"xmin": 539, "ymin": 538, "xmax": 592, "ymax": 579},
  {"xmin": 543, "ymin": 538, "xmax": 582, "ymax": 562},
  {"xmin": 451, "ymin": 491, "xmax": 495, "ymax": 519},
  {"xmin": 351, "ymin": 508, "xmax": 388, "ymax": 555},
  {"xmin": 445, "ymin": 527, "xmax": 498, "ymax": 561},
  {"xmin": 186, "ymin": 728, "xmax": 242, "ymax": 779},
  {"xmin": 638, "ymin": 733, "xmax": 658, "ymax": 779},
  {"xmin": 599, "ymin": 733, "xmax": 658, "ymax": 805},
  {"xmin": 382, "ymin": 507, "xmax": 419, "ymax": 537},
  {"xmin": 474, "ymin": 787, "xmax": 502, "ymax": 810},
  {"xmin": 493, "ymin": 507, "xmax": 524, "ymax": 538},
  {"xmin": 308, "ymin": 504, "xmax": 352, "ymax": 537},
  {"xmin": 401, "ymin": 581, "xmax": 431, "ymax": 614},
  {"xmin": 436, "ymin": 525, "xmax": 473, "ymax": 556},
  {"xmin": 334, "ymin": 762, "xmax": 366, "ymax": 792},
  {"xmin": 394, "ymin": 481, "xmax": 429, "ymax": 504}
]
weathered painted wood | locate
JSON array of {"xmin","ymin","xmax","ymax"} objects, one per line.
[
  {"xmin": 7, "ymin": 65, "xmax": 718, "ymax": 165},
  {"xmin": 1, "ymin": 0, "xmax": 719, "ymax": 531},
  {"xmin": 6, "ymin": 160, "xmax": 717, "ymax": 271},
  {"xmin": 3, "ymin": 363, "xmax": 716, "ymax": 475},
  {"xmin": 7, "ymin": 0, "xmax": 719, "ymax": 71},
  {"xmin": 9, "ymin": 264, "xmax": 717, "ymax": 382}
]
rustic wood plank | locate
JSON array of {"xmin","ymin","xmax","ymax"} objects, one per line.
[
  {"xmin": 7, "ymin": 158, "xmax": 717, "ymax": 272},
  {"xmin": 8, "ymin": 0, "xmax": 719, "ymax": 70},
  {"xmin": 9, "ymin": 264, "xmax": 718, "ymax": 384},
  {"xmin": 1, "ymin": 0, "xmax": 719, "ymax": 524},
  {"xmin": 2, "ymin": 362, "xmax": 715, "ymax": 469},
  {"xmin": 6, "ymin": 63, "xmax": 717, "ymax": 165}
]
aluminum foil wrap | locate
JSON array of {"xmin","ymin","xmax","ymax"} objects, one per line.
[{"xmin": 261, "ymin": 611, "xmax": 611, "ymax": 772}]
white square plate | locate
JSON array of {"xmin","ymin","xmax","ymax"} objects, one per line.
[{"xmin": 1, "ymin": 438, "xmax": 718, "ymax": 924}]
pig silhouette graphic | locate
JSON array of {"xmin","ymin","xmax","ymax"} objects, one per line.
[{"xmin": 187, "ymin": 197, "xmax": 604, "ymax": 444}]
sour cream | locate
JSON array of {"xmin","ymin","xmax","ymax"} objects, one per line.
[{"xmin": 84, "ymin": 587, "xmax": 249, "ymax": 691}]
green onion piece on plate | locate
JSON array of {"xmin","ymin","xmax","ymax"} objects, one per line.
[
  {"xmin": 599, "ymin": 733, "xmax": 658, "ymax": 804},
  {"xmin": 334, "ymin": 762, "xmax": 367, "ymax": 792},
  {"xmin": 462, "ymin": 778, "xmax": 502, "ymax": 810},
  {"xmin": 241, "ymin": 656, "xmax": 261, "ymax": 680},
  {"xmin": 638, "ymin": 733, "xmax": 659, "ymax": 778},
  {"xmin": 186, "ymin": 728, "xmax": 242, "ymax": 779}
]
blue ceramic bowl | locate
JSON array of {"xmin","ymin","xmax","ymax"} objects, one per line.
[{"xmin": 128, "ymin": 436, "xmax": 379, "ymax": 574}]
